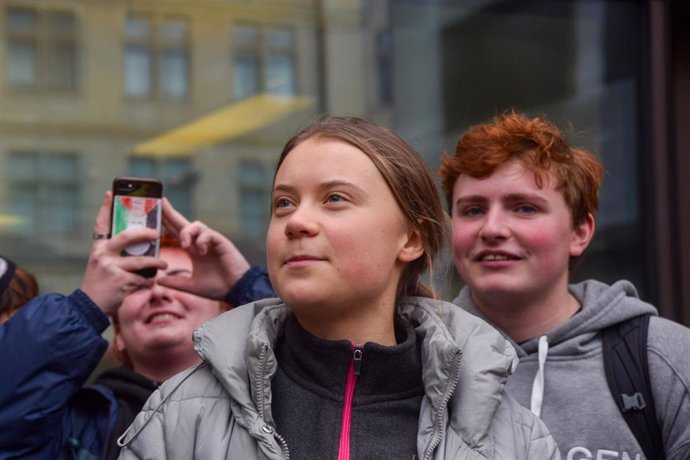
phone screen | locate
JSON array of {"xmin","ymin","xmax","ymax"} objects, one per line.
[
  {"xmin": 111, "ymin": 177, "xmax": 163, "ymax": 260},
  {"xmin": 112, "ymin": 195, "xmax": 162, "ymax": 256}
]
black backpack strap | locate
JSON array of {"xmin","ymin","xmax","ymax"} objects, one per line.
[{"xmin": 602, "ymin": 314, "xmax": 665, "ymax": 460}]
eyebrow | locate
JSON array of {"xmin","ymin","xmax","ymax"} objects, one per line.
[
  {"xmin": 272, "ymin": 179, "xmax": 365, "ymax": 195},
  {"xmin": 455, "ymin": 193, "xmax": 550, "ymax": 206}
]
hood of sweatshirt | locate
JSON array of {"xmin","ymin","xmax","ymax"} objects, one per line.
[{"xmin": 452, "ymin": 279, "xmax": 658, "ymax": 358}]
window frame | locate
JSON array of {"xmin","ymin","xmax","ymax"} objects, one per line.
[
  {"xmin": 4, "ymin": 5, "xmax": 80, "ymax": 93},
  {"xmin": 123, "ymin": 12, "xmax": 190, "ymax": 101},
  {"xmin": 231, "ymin": 22, "xmax": 296, "ymax": 100}
]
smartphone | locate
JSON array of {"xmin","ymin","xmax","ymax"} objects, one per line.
[{"xmin": 111, "ymin": 177, "xmax": 163, "ymax": 277}]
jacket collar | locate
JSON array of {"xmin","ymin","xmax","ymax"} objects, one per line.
[{"xmin": 194, "ymin": 297, "xmax": 517, "ymax": 456}]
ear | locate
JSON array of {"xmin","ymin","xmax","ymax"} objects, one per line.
[
  {"xmin": 398, "ymin": 226, "xmax": 425, "ymax": 263},
  {"xmin": 114, "ymin": 329, "xmax": 126, "ymax": 354},
  {"xmin": 570, "ymin": 213, "xmax": 595, "ymax": 257}
]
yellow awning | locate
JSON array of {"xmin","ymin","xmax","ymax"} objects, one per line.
[{"xmin": 132, "ymin": 94, "xmax": 313, "ymax": 158}]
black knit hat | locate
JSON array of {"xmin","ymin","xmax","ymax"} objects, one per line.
[{"xmin": 0, "ymin": 255, "xmax": 17, "ymax": 295}]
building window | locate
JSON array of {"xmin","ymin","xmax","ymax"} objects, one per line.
[
  {"xmin": 232, "ymin": 24, "xmax": 295, "ymax": 100},
  {"xmin": 124, "ymin": 14, "xmax": 189, "ymax": 99},
  {"xmin": 6, "ymin": 152, "xmax": 80, "ymax": 232},
  {"xmin": 377, "ymin": 31, "xmax": 393, "ymax": 106},
  {"xmin": 239, "ymin": 160, "xmax": 269, "ymax": 235},
  {"xmin": 128, "ymin": 157, "xmax": 195, "ymax": 217},
  {"xmin": 5, "ymin": 6, "xmax": 78, "ymax": 91}
]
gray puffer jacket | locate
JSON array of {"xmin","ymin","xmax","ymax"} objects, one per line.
[{"xmin": 118, "ymin": 297, "xmax": 560, "ymax": 459}]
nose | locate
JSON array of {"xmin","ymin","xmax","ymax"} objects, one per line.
[
  {"xmin": 147, "ymin": 280, "xmax": 172, "ymax": 303},
  {"xmin": 284, "ymin": 204, "xmax": 319, "ymax": 239},
  {"xmin": 479, "ymin": 208, "xmax": 510, "ymax": 243}
]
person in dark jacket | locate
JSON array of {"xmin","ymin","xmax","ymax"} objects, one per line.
[
  {"xmin": 0, "ymin": 254, "xmax": 39, "ymax": 324},
  {"xmin": 0, "ymin": 200, "xmax": 270, "ymax": 460}
]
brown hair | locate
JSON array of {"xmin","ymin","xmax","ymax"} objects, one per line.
[
  {"xmin": 0, "ymin": 265, "xmax": 39, "ymax": 321},
  {"xmin": 275, "ymin": 115, "xmax": 448, "ymax": 299},
  {"xmin": 439, "ymin": 110, "xmax": 604, "ymax": 227}
]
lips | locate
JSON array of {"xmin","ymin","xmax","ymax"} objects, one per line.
[
  {"xmin": 145, "ymin": 311, "xmax": 183, "ymax": 324},
  {"xmin": 475, "ymin": 251, "xmax": 521, "ymax": 262},
  {"xmin": 286, "ymin": 254, "xmax": 322, "ymax": 263},
  {"xmin": 284, "ymin": 254, "xmax": 325, "ymax": 267}
]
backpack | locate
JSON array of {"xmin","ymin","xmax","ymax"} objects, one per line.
[{"xmin": 602, "ymin": 314, "xmax": 665, "ymax": 460}]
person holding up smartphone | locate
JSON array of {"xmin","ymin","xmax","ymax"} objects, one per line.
[
  {"xmin": 0, "ymin": 189, "xmax": 268, "ymax": 460},
  {"xmin": 118, "ymin": 116, "xmax": 559, "ymax": 459}
]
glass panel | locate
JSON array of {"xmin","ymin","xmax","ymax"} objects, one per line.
[
  {"xmin": 124, "ymin": 46, "xmax": 151, "ymax": 96},
  {"xmin": 125, "ymin": 16, "xmax": 150, "ymax": 40},
  {"xmin": 166, "ymin": 186, "xmax": 192, "ymax": 218},
  {"xmin": 128, "ymin": 158, "xmax": 156, "ymax": 177},
  {"xmin": 7, "ymin": 154, "xmax": 37, "ymax": 180},
  {"xmin": 39, "ymin": 155, "xmax": 78, "ymax": 179},
  {"xmin": 46, "ymin": 42, "xmax": 77, "ymax": 90},
  {"xmin": 48, "ymin": 11, "xmax": 76, "ymax": 34},
  {"xmin": 7, "ymin": 7, "xmax": 37, "ymax": 32},
  {"xmin": 42, "ymin": 186, "xmax": 77, "ymax": 231},
  {"xmin": 10, "ymin": 185, "xmax": 36, "ymax": 232},
  {"xmin": 159, "ymin": 50, "xmax": 188, "ymax": 98},
  {"xmin": 240, "ymin": 160, "xmax": 265, "ymax": 183},
  {"xmin": 266, "ymin": 28, "xmax": 293, "ymax": 49},
  {"xmin": 7, "ymin": 41, "xmax": 37, "ymax": 87},
  {"xmin": 377, "ymin": 31, "xmax": 393, "ymax": 105},
  {"xmin": 240, "ymin": 188, "xmax": 267, "ymax": 236},
  {"xmin": 266, "ymin": 54, "xmax": 294, "ymax": 95},
  {"xmin": 233, "ymin": 54, "xmax": 259, "ymax": 99},
  {"xmin": 162, "ymin": 158, "xmax": 191, "ymax": 180}
]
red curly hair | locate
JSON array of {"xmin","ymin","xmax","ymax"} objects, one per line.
[{"xmin": 439, "ymin": 110, "xmax": 604, "ymax": 226}]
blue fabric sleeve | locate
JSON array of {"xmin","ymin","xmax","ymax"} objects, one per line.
[
  {"xmin": 0, "ymin": 290, "xmax": 110, "ymax": 459},
  {"xmin": 225, "ymin": 266, "xmax": 276, "ymax": 307}
]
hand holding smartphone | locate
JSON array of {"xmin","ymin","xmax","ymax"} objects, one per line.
[{"xmin": 111, "ymin": 177, "xmax": 163, "ymax": 277}]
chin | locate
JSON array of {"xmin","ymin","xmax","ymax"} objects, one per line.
[{"xmin": 146, "ymin": 331, "xmax": 189, "ymax": 347}]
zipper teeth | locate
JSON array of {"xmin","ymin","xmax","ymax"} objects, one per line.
[
  {"xmin": 423, "ymin": 349, "xmax": 462, "ymax": 460},
  {"xmin": 256, "ymin": 343, "xmax": 291, "ymax": 459},
  {"xmin": 256, "ymin": 344, "xmax": 269, "ymax": 419},
  {"xmin": 274, "ymin": 431, "xmax": 291, "ymax": 460}
]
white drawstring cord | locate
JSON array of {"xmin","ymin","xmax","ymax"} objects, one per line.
[{"xmin": 530, "ymin": 335, "xmax": 549, "ymax": 418}]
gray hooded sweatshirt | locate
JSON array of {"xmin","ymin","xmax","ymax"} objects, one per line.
[
  {"xmin": 118, "ymin": 297, "xmax": 560, "ymax": 459},
  {"xmin": 453, "ymin": 279, "xmax": 690, "ymax": 460}
]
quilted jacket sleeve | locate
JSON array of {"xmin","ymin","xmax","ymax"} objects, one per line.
[{"xmin": 0, "ymin": 290, "xmax": 110, "ymax": 459}]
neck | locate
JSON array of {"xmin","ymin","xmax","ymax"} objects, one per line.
[
  {"xmin": 295, "ymin": 302, "xmax": 398, "ymax": 346},
  {"xmin": 472, "ymin": 283, "xmax": 581, "ymax": 343},
  {"xmin": 131, "ymin": 346, "xmax": 202, "ymax": 383}
]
